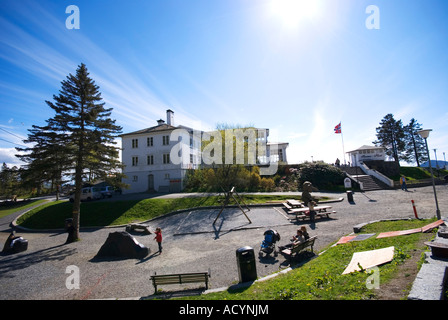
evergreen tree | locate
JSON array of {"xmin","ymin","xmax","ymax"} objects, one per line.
[
  {"xmin": 25, "ymin": 63, "xmax": 123, "ymax": 241},
  {"xmin": 16, "ymin": 125, "xmax": 70, "ymax": 198},
  {"xmin": 373, "ymin": 114, "xmax": 406, "ymax": 164},
  {"xmin": 0, "ymin": 162, "xmax": 21, "ymax": 198},
  {"xmin": 403, "ymin": 118, "xmax": 428, "ymax": 166}
]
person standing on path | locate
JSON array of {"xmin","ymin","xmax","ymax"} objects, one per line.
[
  {"xmin": 154, "ymin": 227, "xmax": 162, "ymax": 254},
  {"xmin": 400, "ymin": 175, "xmax": 408, "ymax": 191}
]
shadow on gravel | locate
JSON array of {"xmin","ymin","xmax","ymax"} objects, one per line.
[{"xmin": 0, "ymin": 244, "xmax": 76, "ymax": 278}]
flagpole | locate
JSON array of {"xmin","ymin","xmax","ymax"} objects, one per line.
[{"xmin": 340, "ymin": 122, "xmax": 346, "ymax": 165}]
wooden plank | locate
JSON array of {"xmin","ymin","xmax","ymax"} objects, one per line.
[
  {"xmin": 422, "ymin": 219, "xmax": 445, "ymax": 233},
  {"xmin": 282, "ymin": 202, "xmax": 292, "ymax": 210},
  {"xmin": 376, "ymin": 228, "xmax": 422, "ymax": 239},
  {"xmin": 287, "ymin": 199, "xmax": 302, "ymax": 207},
  {"xmin": 289, "ymin": 205, "xmax": 332, "ymax": 213},
  {"xmin": 336, "ymin": 236, "xmax": 357, "ymax": 244},
  {"xmin": 342, "ymin": 246, "xmax": 395, "ymax": 275}
]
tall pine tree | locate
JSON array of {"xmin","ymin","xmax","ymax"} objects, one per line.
[
  {"xmin": 373, "ymin": 114, "xmax": 406, "ymax": 164},
  {"xmin": 403, "ymin": 118, "xmax": 428, "ymax": 167},
  {"xmin": 16, "ymin": 124, "xmax": 70, "ymax": 198},
  {"xmin": 29, "ymin": 63, "xmax": 123, "ymax": 241}
]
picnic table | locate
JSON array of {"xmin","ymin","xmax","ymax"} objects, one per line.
[
  {"xmin": 287, "ymin": 199, "xmax": 302, "ymax": 207},
  {"xmin": 289, "ymin": 205, "xmax": 336, "ymax": 221},
  {"xmin": 282, "ymin": 199, "xmax": 303, "ymax": 210}
]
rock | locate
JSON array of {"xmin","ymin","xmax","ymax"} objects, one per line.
[
  {"xmin": 438, "ymin": 225, "xmax": 448, "ymax": 239},
  {"xmin": 125, "ymin": 223, "xmax": 152, "ymax": 235},
  {"xmin": 96, "ymin": 231, "xmax": 150, "ymax": 259}
]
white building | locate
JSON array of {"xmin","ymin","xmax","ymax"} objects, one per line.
[
  {"xmin": 120, "ymin": 110, "xmax": 201, "ymax": 193},
  {"xmin": 267, "ymin": 142, "xmax": 289, "ymax": 163},
  {"xmin": 347, "ymin": 145, "xmax": 385, "ymax": 166},
  {"xmin": 120, "ymin": 110, "xmax": 288, "ymax": 193}
]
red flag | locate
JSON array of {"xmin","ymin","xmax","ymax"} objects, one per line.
[{"xmin": 334, "ymin": 122, "xmax": 341, "ymax": 134}]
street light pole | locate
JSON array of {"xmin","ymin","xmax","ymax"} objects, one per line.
[
  {"xmin": 417, "ymin": 129, "xmax": 441, "ymax": 220},
  {"xmin": 444, "ymin": 152, "xmax": 446, "ymax": 170}
]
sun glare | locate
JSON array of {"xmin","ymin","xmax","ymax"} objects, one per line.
[{"xmin": 269, "ymin": 0, "xmax": 322, "ymax": 29}]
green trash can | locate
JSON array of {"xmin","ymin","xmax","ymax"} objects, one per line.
[{"xmin": 236, "ymin": 246, "xmax": 257, "ymax": 283}]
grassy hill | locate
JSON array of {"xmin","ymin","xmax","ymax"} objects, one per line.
[{"xmin": 390, "ymin": 166, "xmax": 447, "ymax": 181}]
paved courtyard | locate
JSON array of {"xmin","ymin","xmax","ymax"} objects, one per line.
[{"xmin": 0, "ymin": 185, "xmax": 447, "ymax": 300}]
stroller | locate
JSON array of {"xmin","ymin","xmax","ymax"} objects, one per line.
[{"xmin": 259, "ymin": 229, "xmax": 281, "ymax": 257}]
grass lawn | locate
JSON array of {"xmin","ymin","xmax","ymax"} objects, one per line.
[
  {"xmin": 16, "ymin": 196, "xmax": 438, "ymax": 300},
  {"xmin": 16, "ymin": 194, "xmax": 312, "ymax": 229},
  {"xmin": 391, "ymin": 166, "xmax": 448, "ymax": 181},
  {"xmin": 0, "ymin": 199, "xmax": 47, "ymax": 219},
  {"xmin": 180, "ymin": 218, "xmax": 436, "ymax": 300}
]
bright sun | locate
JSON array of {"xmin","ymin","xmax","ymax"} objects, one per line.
[{"xmin": 269, "ymin": 0, "xmax": 322, "ymax": 29}]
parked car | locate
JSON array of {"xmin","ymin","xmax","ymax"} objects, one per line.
[
  {"xmin": 69, "ymin": 187, "xmax": 102, "ymax": 202},
  {"xmin": 99, "ymin": 186, "xmax": 114, "ymax": 198}
]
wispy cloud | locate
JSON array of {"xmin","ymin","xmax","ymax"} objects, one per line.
[{"xmin": 0, "ymin": 1, "xmax": 200, "ymax": 134}]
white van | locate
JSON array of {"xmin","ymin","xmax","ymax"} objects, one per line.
[
  {"xmin": 69, "ymin": 187, "xmax": 102, "ymax": 202},
  {"xmin": 99, "ymin": 186, "xmax": 114, "ymax": 198}
]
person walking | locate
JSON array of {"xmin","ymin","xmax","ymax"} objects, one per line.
[
  {"xmin": 400, "ymin": 175, "xmax": 408, "ymax": 191},
  {"xmin": 154, "ymin": 227, "xmax": 162, "ymax": 254}
]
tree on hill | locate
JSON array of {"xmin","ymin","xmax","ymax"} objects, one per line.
[
  {"xmin": 374, "ymin": 114, "xmax": 406, "ymax": 164},
  {"xmin": 17, "ymin": 63, "xmax": 124, "ymax": 241},
  {"xmin": 403, "ymin": 118, "xmax": 428, "ymax": 167}
]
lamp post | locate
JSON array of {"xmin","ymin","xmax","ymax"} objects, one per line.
[
  {"xmin": 444, "ymin": 152, "xmax": 446, "ymax": 170},
  {"xmin": 417, "ymin": 129, "xmax": 441, "ymax": 220}
]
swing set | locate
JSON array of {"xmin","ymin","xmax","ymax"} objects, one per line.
[{"xmin": 213, "ymin": 186, "xmax": 252, "ymax": 225}]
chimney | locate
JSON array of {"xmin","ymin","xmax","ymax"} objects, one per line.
[
  {"xmin": 157, "ymin": 119, "xmax": 165, "ymax": 125},
  {"xmin": 166, "ymin": 109, "xmax": 174, "ymax": 126}
]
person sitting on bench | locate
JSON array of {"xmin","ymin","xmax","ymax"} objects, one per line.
[
  {"xmin": 2, "ymin": 231, "xmax": 23, "ymax": 253},
  {"xmin": 300, "ymin": 226, "xmax": 310, "ymax": 240},
  {"xmin": 279, "ymin": 229, "xmax": 305, "ymax": 250}
]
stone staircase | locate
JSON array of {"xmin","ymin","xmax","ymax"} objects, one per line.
[
  {"xmin": 342, "ymin": 166, "xmax": 390, "ymax": 191},
  {"xmin": 356, "ymin": 175, "xmax": 384, "ymax": 191}
]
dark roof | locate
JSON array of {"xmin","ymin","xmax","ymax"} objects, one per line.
[
  {"xmin": 120, "ymin": 124, "xmax": 194, "ymax": 137},
  {"xmin": 347, "ymin": 145, "xmax": 384, "ymax": 153}
]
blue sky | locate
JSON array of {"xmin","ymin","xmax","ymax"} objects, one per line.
[{"xmin": 1, "ymin": 0, "xmax": 448, "ymax": 167}]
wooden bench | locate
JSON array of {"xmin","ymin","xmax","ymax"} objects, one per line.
[
  {"xmin": 281, "ymin": 236, "xmax": 317, "ymax": 262},
  {"xmin": 150, "ymin": 271, "xmax": 210, "ymax": 293}
]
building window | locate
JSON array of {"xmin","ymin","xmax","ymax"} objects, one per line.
[
  {"xmin": 132, "ymin": 139, "xmax": 138, "ymax": 148},
  {"xmin": 163, "ymin": 135, "xmax": 170, "ymax": 145},
  {"xmin": 163, "ymin": 153, "xmax": 170, "ymax": 164},
  {"xmin": 165, "ymin": 173, "xmax": 170, "ymax": 179},
  {"xmin": 147, "ymin": 155, "xmax": 154, "ymax": 165},
  {"xmin": 279, "ymin": 149, "xmax": 284, "ymax": 162},
  {"xmin": 147, "ymin": 137, "xmax": 153, "ymax": 147},
  {"xmin": 132, "ymin": 156, "xmax": 139, "ymax": 166},
  {"xmin": 132, "ymin": 175, "xmax": 138, "ymax": 182}
]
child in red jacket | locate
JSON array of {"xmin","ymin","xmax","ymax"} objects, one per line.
[{"xmin": 154, "ymin": 227, "xmax": 162, "ymax": 254}]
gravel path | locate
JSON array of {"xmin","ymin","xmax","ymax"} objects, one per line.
[{"xmin": 0, "ymin": 186, "xmax": 447, "ymax": 300}]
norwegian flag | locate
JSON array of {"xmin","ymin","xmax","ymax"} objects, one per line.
[{"xmin": 334, "ymin": 122, "xmax": 342, "ymax": 134}]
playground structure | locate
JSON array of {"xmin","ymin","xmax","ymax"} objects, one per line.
[{"xmin": 213, "ymin": 187, "xmax": 252, "ymax": 225}]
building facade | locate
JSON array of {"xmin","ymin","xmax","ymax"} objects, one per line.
[
  {"xmin": 347, "ymin": 145, "xmax": 385, "ymax": 166},
  {"xmin": 120, "ymin": 110, "xmax": 201, "ymax": 193},
  {"xmin": 120, "ymin": 109, "xmax": 288, "ymax": 193}
]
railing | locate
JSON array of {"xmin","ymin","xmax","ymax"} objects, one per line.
[{"xmin": 359, "ymin": 162, "xmax": 394, "ymax": 188}]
